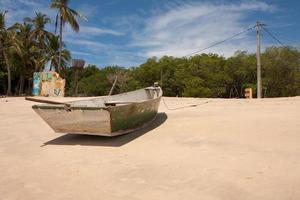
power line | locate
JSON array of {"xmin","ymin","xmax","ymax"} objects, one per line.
[
  {"xmin": 262, "ymin": 27, "xmax": 286, "ymax": 47},
  {"xmin": 263, "ymin": 27, "xmax": 299, "ymax": 56},
  {"xmin": 184, "ymin": 25, "xmax": 256, "ymax": 57}
]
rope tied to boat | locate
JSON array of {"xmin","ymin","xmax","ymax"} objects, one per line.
[{"xmin": 161, "ymin": 97, "xmax": 212, "ymax": 110}]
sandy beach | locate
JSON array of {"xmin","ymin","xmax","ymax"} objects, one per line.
[{"xmin": 0, "ymin": 96, "xmax": 300, "ymax": 200}]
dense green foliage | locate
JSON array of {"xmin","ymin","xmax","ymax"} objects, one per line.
[
  {"xmin": 0, "ymin": 6, "xmax": 299, "ymax": 98},
  {"xmin": 63, "ymin": 47, "xmax": 300, "ymax": 98}
]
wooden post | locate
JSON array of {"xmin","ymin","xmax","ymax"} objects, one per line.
[
  {"xmin": 109, "ymin": 75, "xmax": 118, "ymax": 96},
  {"xmin": 74, "ymin": 68, "xmax": 79, "ymax": 96},
  {"xmin": 71, "ymin": 59, "xmax": 85, "ymax": 97}
]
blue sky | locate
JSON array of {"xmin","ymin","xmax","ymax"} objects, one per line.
[{"xmin": 1, "ymin": 0, "xmax": 300, "ymax": 67}]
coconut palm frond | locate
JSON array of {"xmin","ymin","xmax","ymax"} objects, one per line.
[
  {"xmin": 50, "ymin": 0, "xmax": 87, "ymax": 71},
  {"xmin": 69, "ymin": 8, "xmax": 87, "ymax": 21},
  {"xmin": 54, "ymin": 13, "xmax": 59, "ymax": 34},
  {"xmin": 0, "ymin": 11, "xmax": 8, "ymax": 30}
]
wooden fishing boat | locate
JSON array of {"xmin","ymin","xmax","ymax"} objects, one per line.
[{"xmin": 27, "ymin": 86, "xmax": 162, "ymax": 136}]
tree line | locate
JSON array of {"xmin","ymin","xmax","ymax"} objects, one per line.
[
  {"xmin": 0, "ymin": 1, "xmax": 299, "ymax": 98},
  {"xmin": 63, "ymin": 47, "xmax": 300, "ymax": 98}
]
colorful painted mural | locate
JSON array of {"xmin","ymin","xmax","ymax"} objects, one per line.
[
  {"xmin": 32, "ymin": 72, "xmax": 65, "ymax": 97},
  {"xmin": 32, "ymin": 72, "xmax": 41, "ymax": 96}
]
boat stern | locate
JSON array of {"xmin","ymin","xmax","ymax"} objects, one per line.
[{"xmin": 33, "ymin": 105, "xmax": 112, "ymax": 136}]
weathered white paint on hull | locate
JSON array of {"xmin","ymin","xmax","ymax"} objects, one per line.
[{"xmin": 34, "ymin": 108, "xmax": 112, "ymax": 136}]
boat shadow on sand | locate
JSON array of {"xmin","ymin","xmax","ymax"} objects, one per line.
[{"xmin": 43, "ymin": 112, "xmax": 167, "ymax": 147}]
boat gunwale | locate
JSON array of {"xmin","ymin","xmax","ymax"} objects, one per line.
[
  {"xmin": 32, "ymin": 87, "xmax": 162, "ymax": 110},
  {"xmin": 32, "ymin": 105, "xmax": 106, "ymax": 110}
]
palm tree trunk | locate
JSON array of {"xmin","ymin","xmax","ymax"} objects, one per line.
[
  {"xmin": 50, "ymin": 60, "xmax": 53, "ymax": 71},
  {"xmin": 35, "ymin": 63, "xmax": 39, "ymax": 72},
  {"xmin": 58, "ymin": 14, "xmax": 63, "ymax": 73},
  {"xmin": 19, "ymin": 75, "xmax": 25, "ymax": 95},
  {"xmin": 27, "ymin": 78, "xmax": 32, "ymax": 95},
  {"xmin": 3, "ymin": 51, "xmax": 11, "ymax": 96}
]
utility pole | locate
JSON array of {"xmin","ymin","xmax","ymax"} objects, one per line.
[{"xmin": 256, "ymin": 21, "xmax": 262, "ymax": 98}]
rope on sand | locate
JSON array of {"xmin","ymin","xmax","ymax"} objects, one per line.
[{"xmin": 162, "ymin": 97, "xmax": 212, "ymax": 111}]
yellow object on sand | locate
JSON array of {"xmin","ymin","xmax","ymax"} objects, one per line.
[{"xmin": 245, "ymin": 88, "xmax": 253, "ymax": 99}]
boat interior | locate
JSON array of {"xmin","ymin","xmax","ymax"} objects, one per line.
[{"xmin": 33, "ymin": 87, "xmax": 162, "ymax": 109}]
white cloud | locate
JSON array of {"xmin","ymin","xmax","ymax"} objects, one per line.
[
  {"xmin": 0, "ymin": 0, "xmax": 56, "ymax": 26},
  {"xmin": 62, "ymin": 24, "xmax": 124, "ymax": 56},
  {"xmin": 71, "ymin": 51, "xmax": 92, "ymax": 56},
  {"xmin": 130, "ymin": 1, "xmax": 276, "ymax": 58},
  {"xmin": 78, "ymin": 26, "xmax": 124, "ymax": 36},
  {"xmin": 105, "ymin": 50, "xmax": 147, "ymax": 67},
  {"xmin": 64, "ymin": 38, "xmax": 112, "ymax": 49}
]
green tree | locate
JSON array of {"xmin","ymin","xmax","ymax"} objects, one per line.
[
  {"xmin": 224, "ymin": 51, "xmax": 257, "ymax": 97},
  {"xmin": 0, "ymin": 11, "xmax": 12, "ymax": 95},
  {"xmin": 46, "ymin": 33, "xmax": 71, "ymax": 72},
  {"xmin": 133, "ymin": 57, "xmax": 160, "ymax": 87},
  {"xmin": 262, "ymin": 46, "xmax": 300, "ymax": 97},
  {"xmin": 25, "ymin": 12, "xmax": 51, "ymax": 72},
  {"xmin": 9, "ymin": 22, "xmax": 37, "ymax": 94},
  {"xmin": 50, "ymin": 0, "xmax": 86, "ymax": 72}
]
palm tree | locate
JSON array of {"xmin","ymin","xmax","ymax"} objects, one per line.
[
  {"xmin": 25, "ymin": 12, "xmax": 51, "ymax": 51},
  {"xmin": 0, "ymin": 11, "xmax": 12, "ymax": 95},
  {"xmin": 24, "ymin": 12, "xmax": 51, "ymax": 71},
  {"xmin": 50, "ymin": 0, "xmax": 86, "ymax": 72},
  {"xmin": 46, "ymin": 33, "xmax": 71, "ymax": 72},
  {"xmin": 9, "ymin": 22, "xmax": 37, "ymax": 94}
]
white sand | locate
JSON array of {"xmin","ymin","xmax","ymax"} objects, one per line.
[{"xmin": 0, "ymin": 96, "xmax": 300, "ymax": 200}]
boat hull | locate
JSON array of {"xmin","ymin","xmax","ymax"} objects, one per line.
[
  {"xmin": 109, "ymin": 96, "xmax": 161, "ymax": 136},
  {"xmin": 32, "ymin": 87, "xmax": 162, "ymax": 136},
  {"xmin": 34, "ymin": 107, "xmax": 112, "ymax": 135}
]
